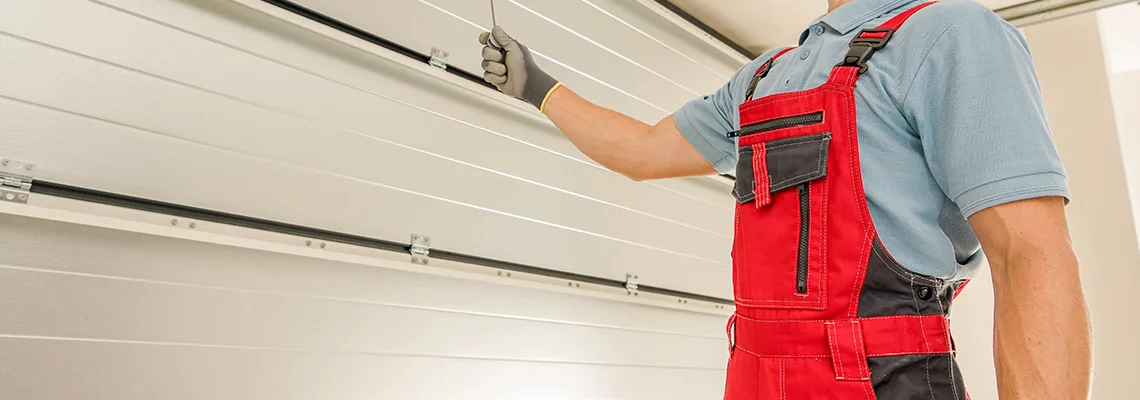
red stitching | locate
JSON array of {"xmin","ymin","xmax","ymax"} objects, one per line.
[
  {"xmin": 753, "ymin": 143, "xmax": 771, "ymax": 208},
  {"xmin": 729, "ymin": 313, "xmax": 947, "ymax": 324},
  {"xmin": 731, "ymin": 345, "xmax": 828, "ymax": 359},
  {"xmin": 779, "ymin": 359, "xmax": 787, "ymax": 400}
]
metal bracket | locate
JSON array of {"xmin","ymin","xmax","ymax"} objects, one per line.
[
  {"xmin": 409, "ymin": 234, "xmax": 432, "ymax": 265},
  {"xmin": 625, "ymin": 273, "xmax": 640, "ymax": 296},
  {"xmin": 429, "ymin": 47, "xmax": 449, "ymax": 70},
  {"xmin": 0, "ymin": 158, "xmax": 34, "ymax": 204}
]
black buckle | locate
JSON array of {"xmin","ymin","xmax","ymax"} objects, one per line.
[
  {"xmin": 744, "ymin": 58, "xmax": 774, "ymax": 100},
  {"xmin": 837, "ymin": 28, "xmax": 895, "ymax": 74},
  {"xmin": 757, "ymin": 58, "xmax": 774, "ymax": 78}
]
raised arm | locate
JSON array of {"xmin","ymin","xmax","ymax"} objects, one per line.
[
  {"xmin": 968, "ymin": 197, "xmax": 1091, "ymax": 399},
  {"xmin": 479, "ymin": 27, "xmax": 715, "ymax": 181}
]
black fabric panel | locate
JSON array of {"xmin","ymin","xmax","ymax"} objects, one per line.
[
  {"xmin": 732, "ymin": 133, "xmax": 830, "ymax": 204},
  {"xmin": 858, "ymin": 239, "xmax": 955, "ymax": 317},
  {"xmin": 766, "ymin": 133, "xmax": 831, "ymax": 193},
  {"xmin": 732, "ymin": 145, "xmax": 756, "ymax": 204},
  {"xmin": 869, "ymin": 354, "xmax": 969, "ymax": 400}
]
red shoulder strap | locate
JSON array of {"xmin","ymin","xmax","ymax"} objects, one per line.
[
  {"xmin": 829, "ymin": 1, "xmax": 938, "ymax": 86},
  {"xmin": 745, "ymin": 47, "xmax": 798, "ymax": 100}
]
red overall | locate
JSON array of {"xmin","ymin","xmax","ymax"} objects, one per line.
[{"xmin": 725, "ymin": 3, "xmax": 970, "ymax": 399}]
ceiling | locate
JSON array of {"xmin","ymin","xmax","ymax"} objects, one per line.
[{"xmin": 668, "ymin": 0, "xmax": 1029, "ymax": 55}]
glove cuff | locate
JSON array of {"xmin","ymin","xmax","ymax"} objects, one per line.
[
  {"xmin": 537, "ymin": 82, "xmax": 563, "ymax": 114},
  {"xmin": 521, "ymin": 69, "xmax": 560, "ymax": 111}
]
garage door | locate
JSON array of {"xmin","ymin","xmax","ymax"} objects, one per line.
[{"xmin": 0, "ymin": 0, "xmax": 748, "ymax": 398}]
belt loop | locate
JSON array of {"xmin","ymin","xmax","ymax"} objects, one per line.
[
  {"xmin": 825, "ymin": 320, "xmax": 871, "ymax": 381},
  {"xmin": 726, "ymin": 313, "xmax": 738, "ymax": 355}
]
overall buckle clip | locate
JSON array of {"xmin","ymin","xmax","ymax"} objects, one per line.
[{"xmin": 838, "ymin": 28, "xmax": 895, "ymax": 74}]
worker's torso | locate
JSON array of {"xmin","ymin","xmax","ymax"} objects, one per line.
[
  {"xmin": 726, "ymin": 0, "xmax": 988, "ymax": 280},
  {"xmin": 724, "ymin": 3, "xmax": 970, "ymax": 398}
]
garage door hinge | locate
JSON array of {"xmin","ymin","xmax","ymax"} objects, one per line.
[
  {"xmin": 0, "ymin": 173, "xmax": 32, "ymax": 204},
  {"xmin": 409, "ymin": 234, "xmax": 432, "ymax": 265},
  {"xmin": 625, "ymin": 273, "xmax": 640, "ymax": 296},
  {"xmin": 429, "ymin": 47, "xmax": 449, "ymax": 70}
]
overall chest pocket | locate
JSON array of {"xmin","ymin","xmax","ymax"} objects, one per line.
[{"xmin": 732, "ymin": 130, "xmax": 831, "ymax": 309}]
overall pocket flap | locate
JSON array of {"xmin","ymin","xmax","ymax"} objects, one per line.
[{"xmin": 733, "ymin": 133, "xmax": 831, "ymax": 204}]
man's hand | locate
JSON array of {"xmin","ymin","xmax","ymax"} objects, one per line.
[
  {"xmin": 475, "ymin": 27, "xmax": 714, "ymax": 181},
  {"xmin": 478, "ymin": 26, "xmax": 560, "ymax": 111},
  {"xmin": 969, "ymin": 196, "xmax": 1091, "ymax": 399}
]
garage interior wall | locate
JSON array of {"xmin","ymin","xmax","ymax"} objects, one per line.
[
  {"xmin": 0, "ymin": 0, "xmax": 750, "ymax": 398},
  {"xmin": 1101, "ymin": 4, "xmax": 1140, "ymax": 240}
]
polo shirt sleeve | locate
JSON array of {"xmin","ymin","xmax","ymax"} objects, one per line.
[
  {"xmin": 901, "ymin": 8, "xmax": 1070, "ymax": 218},
  {"xmin": 673, "ymin": 56, "xmax": 769, "ymax": 174}
]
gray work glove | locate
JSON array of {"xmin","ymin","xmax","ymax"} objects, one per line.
[{"xmin": 479, "ymin": 26, "xmax": 560, "ymax": 111}]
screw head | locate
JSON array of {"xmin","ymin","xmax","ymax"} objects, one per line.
[
  {"xmin": 17, "ymin": 194, "xmax": 28, "ymax": 201},
  {"xmin": 320, "ymin": 243, "xmax": 326, "ymax": 249},
  {"xmin": 189, "ymin": 222, "xmax": 196, "ymax": 229},
  {"xmin": 306, "ymin": 240, "xmax": 313, "ymax": 246},
  {"xmin": 170, "ymin": 219, "xmax": 178, "ymax": 226},
  {"xmin": 1, "ymin": 160, "xmax": 8, "ymax": 166},
  {"xmin": 25, "ymin": 164, "xmax": 34, "ymax": 171}
]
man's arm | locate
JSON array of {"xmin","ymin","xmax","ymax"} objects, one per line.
[
  {"xmin": 542, "ymin": 88, "xmax": 715, "ymax": 180},
  {"xmin": 479, "ymin": 27, "xmax": 715, "ymax": 181},
  {"xmin": 968, "ymin": 197, "xmax": 1091, "ymax": 399}
]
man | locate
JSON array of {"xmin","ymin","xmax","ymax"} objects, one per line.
[{"xmin": 479, "ymin": 0, "xmax": 1091, "ymax": 398}]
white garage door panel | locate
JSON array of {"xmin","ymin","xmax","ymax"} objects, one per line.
[
  {"xmin": 290, "ymin": 0, "xmax": 677, "ymax": 122},
  {"xmin": 0, "ymin": 214, "xmax": 727, "ymax": 399},
  {"xmin": 578, "ymin": 0, "xmax": 745, "ymax": 77},
  {"xmin": 0, "ymin": 37, "xmax": 729, "ymax": 266},
  {"xmin": 0, "ymin": 268, "xmax": 724, "ymax": 368},
  {"xmin": 74, "ymin": 0, "xmax": 735, "ymax": 216},
  {"xmin": 0, "ymin": 97, "xmax": 731, "ymax": 297},
  {"xmin": 507, "ymin": 0, "xmax": 731, "ymax": 90},
  {"xmin": 0, "ymin": 0, "xmax": 742, "ymax": 298},
  {"xmin": 0, "ymin": 339, "xmax": 726, "ymax": 400},
  {"xmin": 0, "ymin": 214, "xmax": 725, "ymax": 340}
]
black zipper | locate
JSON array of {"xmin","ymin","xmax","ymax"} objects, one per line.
[
  {"xmin": 731, "ymin": 112, "xmax": 823, "ymax": 138},
  {"xmin": 796, "ymin": 183, "xmax": 810, "ymax": 294}
]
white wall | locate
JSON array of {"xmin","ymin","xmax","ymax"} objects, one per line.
[
  {"xmin": 1024, "ymin": 12, "xmax": 1140, "ymax": 399},
  {"xmin": 1100, "ymin": 3, "xmax": 1140, "ymax": 241}
]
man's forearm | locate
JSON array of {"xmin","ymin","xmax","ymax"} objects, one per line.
[
  {"xmin": 990, "ymin": 243, "xmax": 1091, "ymax": 399},
  {"xmin": 542, "ymin": 86, "xmax": 656, "ymax": 178}
]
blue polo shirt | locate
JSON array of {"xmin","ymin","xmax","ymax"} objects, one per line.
[{"xmin": 674, "ymin": 0, "xmax": 1069, "ymax": 279}]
